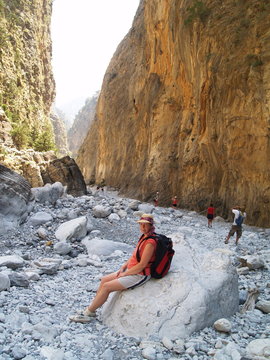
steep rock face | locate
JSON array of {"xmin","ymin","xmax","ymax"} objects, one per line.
[
  {"xmin": 68, "ymin": 93, "xmax": 99, "ymax": 157},
  {"xmin": 0, "ymin": 108, "xmax": 13, "ymax": 147},
  {"xmin": 0, "ymin": 164, "xmax": 33, "ymax": 232},
  {"xmin": 0, "ymin": 144, "xmax": 57, "ymax": 187},
  {"xmin": 41, "ymin": 156, "xmax": 87, "ymax": 197},
  {"xmin": 50, "ymin": 112, "xmax": 68, "ymax": 155},
  {"xmin": 0, "ymin": 0, "xmax": 55, "ymax": 149},
  {"xmin": 77, "ymin": 0, "xmax": 270, "ymax": 227}
]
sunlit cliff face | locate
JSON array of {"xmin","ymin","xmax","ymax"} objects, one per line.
[
  {"xmin": 77, "ymin": 0, "xmax": 270, "ymax": 227},
  {"xmin": 0, "ymin": 0, "xmax": 55, "ymax": 145}
]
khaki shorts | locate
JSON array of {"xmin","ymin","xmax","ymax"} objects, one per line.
[
  {"xmin": 229, "ymin": 225, "xmax": 242, "ymax": 238},
  {"xmin": 118, "ymin": 274, "xmax": 151, "ymax": 289}
]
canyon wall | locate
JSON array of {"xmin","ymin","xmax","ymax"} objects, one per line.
[
  {"xmin": 68, "ymin": 93, "xmax": 99, "ymax": 157},
  {"xmin": 77, "ymin": 0, "xmax": 270, "ymax": 227},
  {"xmin": 0, "ymin": 0, "xmax": 55, "ymax": 150}
]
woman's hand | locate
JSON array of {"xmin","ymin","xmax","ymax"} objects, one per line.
[{"xmin": 116, "ymin": 263, "xmax": 127, "ymax": 277}]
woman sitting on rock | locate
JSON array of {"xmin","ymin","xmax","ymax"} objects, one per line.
[{"xmin": 69, "ymin": 213, "xmax": 157, "ymax": 323}]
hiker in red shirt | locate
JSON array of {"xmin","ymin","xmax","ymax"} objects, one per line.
[
  {"xmin": 69, "ymin": 214, "xmax": 157, "ymax": 323},
  {"xmin": 207, "ymin": 203, "xmax": 215, "ymax": 228},
  {"xmin": 172, "ymin": 196, "xmax": 178, "ymax": 209}
]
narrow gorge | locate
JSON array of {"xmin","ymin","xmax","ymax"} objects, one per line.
[
  {"xmin": 77, "ymin": 0, "xmax": 270, "ymax": 227},
  {"xmin": 0, "ymin": 0, "xmax": 269, "ymax": 227}
]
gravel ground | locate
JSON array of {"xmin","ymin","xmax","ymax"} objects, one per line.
[{"xmin": 0, "ymin": 188, "xmax": 269, "ymax": 360}]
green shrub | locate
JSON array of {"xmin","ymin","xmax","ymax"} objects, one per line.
[
  {"xmin": 11, "ymin": 122, "xmax": 30, "ymax": 149},
  {"xmin": 33, "ymin": 128, "xmax": 56, "ymax": 152}
]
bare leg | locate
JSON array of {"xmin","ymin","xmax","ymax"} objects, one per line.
[
  {"xmin": 225, "ymin": 234, "xmax": 230, "ymax": 243},
  {"xmin": 87, "ymin": 273, "xmax": 126, "ymax": 312}
]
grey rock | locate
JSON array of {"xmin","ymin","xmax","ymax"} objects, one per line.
[
  {"xmin": 53, "ymin": 242, "xmax": 72, "ymax": 255},
  {"xmin": 0, "ymin": 273, "xmax": 10, "ymax": 291},
  {"xmin": 93, "ymin": 205, "xmax": 112, "ymax": 218},
  {"xmin": 8, "ymin": 272, "xmax": 29, "ymax": 287},
  {"xmin": 31, "ymin": 182, "xmax": 64, "ymax": 205},
  {"xmin": 0, "ymin": 165, "xmax": 33, "ymax": 233},
  {"xmin": 28, "ymin": 211, "xmax": 53, "ymax": 226},
  {"xmin": 0, "ymin": 255, "xmax": 25, "ymax": 270}
]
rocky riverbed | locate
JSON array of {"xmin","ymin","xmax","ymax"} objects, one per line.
[{"xmin": 0, "ymin": 187, "xmax": 269, "ymax": 360}]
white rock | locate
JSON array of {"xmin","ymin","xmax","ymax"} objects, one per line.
[
  {"xmin": 0, "ymin": 273, "xmax": 10, "ymax": 291},
  {"xmin": 55, "ymin": 216, "xmax": 87, "ymax": 242},
  {"xmin": 117, "ymin": 209, "xmax": 127, "ymax": 218},
  {"xmin": 236, "ymin": 267, "xmax": 249, "ymax": 275},
  {"xmin": 138, "ymin": 203, "xmax": 154, "ymax": 214},
  {"xmin": 142, "ymin": 347, "xmax": 156, "ymax": 360},
  {"xmin": 213, "ymin": 318, "xmax": 232, "ymax": 333},
  {"xmin": 162, "ymin": 336, "xmax": 174, "ymax": 350},
  {"xmin": 0, "ymin": 313, "xmax": 5, "ymax": 322},
  {"xmin": 102, "ymin": 234, "xmax": 239, "ymax": 340},
  {"xmin": 238, "ymin": 255, "xmax": 265, "ymax": 270},
  {"xmin": 255, "ymin": 300, "xmax": 270, "ymax": 313},
  {"xmin": 37, "ymin": 227, "xmax": 48, "ymax": 239},
  {"xmin": 32, "ymin": 323, "xmax": 58, "ymax": 342},
  {"xmin": 108, "ymin": 213, "xmax": 120, "ymax": 222},
  {"xmin": 77, "ymin": 258, "xmax": 88, "ymax": 267},
  {"xmin": 246, "ymin": 338, "xmax": 270, "ymax": 358},
  {"xmin": 128, "ymin": 200, "xmax": 140, "ymax": 210},
  {"xmin": 214, "ymin": 342, "xmax": 241, "ymax": 360},
  {"xmin": 92, "ymin": 205, "xmax": 111, "ymax": 218},
  {"xmin": 33, "ymin": 258, "xmax": 61, "ymax": 275},
  {"xmin": 25, "ymin": 271, "xmax": 40, "ymax": 281},
  {"xmin": 82, "ymin": 237, "xmax": 133, "ymax": 257},
  {"xmin": 101, "ymin": 348, "xmax": 114, "ymax": 360},
  {"xmin": 40, "ymin": 346, "xmax": 65, "ymax": 360}
]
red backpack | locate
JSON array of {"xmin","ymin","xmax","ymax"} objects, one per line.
[{"xmin": 136, "ymin": 233, "xmax": 175, "ymax": 279}]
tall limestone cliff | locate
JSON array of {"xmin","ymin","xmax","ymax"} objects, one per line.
[
  {"xmin": 77, "ymin": 0, "xmax": 270, "ymax": 227},
  {"xmin": 68, "ymin": 92, "xmax": 99, "ymax": 157},
  {"xmin": 50, "ymin": 111, "xmax": 68, "ymax": 156},
  {"xmin": 0, "ymin": 0, "xmax": 55, "ymax": 150}
]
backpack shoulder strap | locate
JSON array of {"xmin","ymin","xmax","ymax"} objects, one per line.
[{"xmin": 136, "ymin": 233, "xmax": 157, "ymax": 262}]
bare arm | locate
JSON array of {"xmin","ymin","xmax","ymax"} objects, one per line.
[{"xmin": 118, "ymin": 243, "xmax": 155, "ymax": 277}]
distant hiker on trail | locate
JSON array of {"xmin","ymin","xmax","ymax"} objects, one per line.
[
  {"xmin": 206, "ymin": 203, "xmax": 215, "ymax": 228},
  {"xmin": 153, "ymin": 191, "xmax": 159, "ymax": 207},
  {"xmin": 225, "ymin": 206, "xmax": 246, "ymax": 245},
  {"xmin": 69, "ymin": 214, "xmax": 158, "ymax": 324},
  {"xmin": 172, "ymin": 196, "xmax": 178, "ymax": 209}
]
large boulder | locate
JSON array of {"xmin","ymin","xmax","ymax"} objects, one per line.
[
  {"xmin": 31, "ymin": 182, "xmax": 64, "ymax": 205},
  {"xmin": 82, "ymin": 237, "xmax": 133, "ymax": 257},
  {"xmin": 0, "ymin": 165, "xmax": 33, "ymax": 232},
  {"xmin": 102, "ymin": 233, "xmax": 239, "ymax": 340},
  {"xmin": 55, "ymin": 216, "xmax": 88, "ymax": 242},
  {"xmin": 41, "ymin": 156, "xmax": 87, "ymax": 197}
]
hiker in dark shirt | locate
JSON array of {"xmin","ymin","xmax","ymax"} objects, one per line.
[
  {"xmin": 69, "ymin": 214, "xmax": 156, "ymax": 323},
  {"xmin": 225, "ymin": 206, "xmax": 246, "ymax": 245}
]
